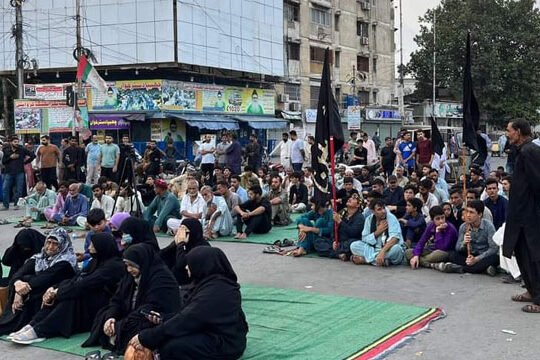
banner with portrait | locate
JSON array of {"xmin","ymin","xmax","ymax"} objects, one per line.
[{"xmin": 89, "ymin": 80, "xmax": 162, "ymax": 111}]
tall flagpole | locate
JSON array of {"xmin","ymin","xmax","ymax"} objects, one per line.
[
  {"xmin": 330, "ymin": 136, "xmax": 339, "ymax": 246},
  {"xmin": 432, "ymin": 8, "xmax": 436, "ymax": 117}
]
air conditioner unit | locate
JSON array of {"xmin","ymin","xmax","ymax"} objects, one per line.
[
  {"xmin": 278, "ymin": 94, "xmax": 290, "ymax": 103},
  {"xmin": 361, "ymin": 1, "xmax": 371, "ymax": 10},
  {"xmin": 361, "ymin": 37, "xmax": 369, "ymax": 45},
  {"xmin": 289, "ymin": 102, "xmax": 301, "ymax": 111}
]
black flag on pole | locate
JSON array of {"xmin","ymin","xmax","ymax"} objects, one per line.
[
  {"xmin": 311, "ymin": 48, "xmax": 344, "ymax": 202},
  {"xmin": 462, "ymin": 32, "xmax": 487, "ymax": 163},
  {"xmin": 430, "ymin": 116, "xmax": 444, "ymax": 156}
]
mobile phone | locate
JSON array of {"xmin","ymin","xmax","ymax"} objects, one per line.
[{"xmin": 140, "ymin": 309, "xmax": 161, "ymax": 319}]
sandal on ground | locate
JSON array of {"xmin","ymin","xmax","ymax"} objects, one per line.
[
  {"xmin": 522, "ymin": 304, "xmax": 540, "ymax": 313},
  {"xmin": 351, "ymin": 255, "xmax": 367, "ymax": 265},
  {"xmin": 511, "ymin": 292, "xmax": 533, "ymax": 303},
  {"xmin": 263, "ymin": 245, "xmax": 281, "ymax": 254},
  {"xmin": 84, "ymin": 350, "xmax": 101, "ymax": 359},
  {"xmin": 338, "ymin": 253, "xmax": 350, "ymax": 262},
  {"xmin": 292, "ymin": 247, "xmax": 306, "ymax": 257},
  {"xmin": 273, "ymin": 240, "xmax": 283, "ymax": 247},
  {"xmin": 282, "ymin": 238, "xmax": 295, "ymax": 247},
  {"xmin": 14, "ymin": 223, "xmax": 25, "ymax": 228}
]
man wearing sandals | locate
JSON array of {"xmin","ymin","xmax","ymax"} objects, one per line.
[
  {"xmin": 503, "ymin": 119, "xmax": 540, "ymax": 313},
  {"xmin": 350, "ymin": 199, "xmax": 405, "ymax": 266}
]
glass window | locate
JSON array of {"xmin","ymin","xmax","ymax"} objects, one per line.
[{"xmin": 311, "ymin": 7, "xmax": 330, "ymax": 27}]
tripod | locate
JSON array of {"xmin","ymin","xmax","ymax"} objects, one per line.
[{"xmin": 111, "ymin": 155, "xmax": 144, "ymax": 218}]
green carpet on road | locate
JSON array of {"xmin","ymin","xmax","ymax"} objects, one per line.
[{"xmin": 1, "ymin": 285, "xmax": 439, "ymax": 359}]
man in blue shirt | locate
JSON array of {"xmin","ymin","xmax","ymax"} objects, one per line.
[
  {"xmin": 85, "ymin": 135, "xmax": 102, "ymax": 185},
  {"xmin": 398, "ymin": 131, "xmax": 416, "ymax": 175},
  {"xmin": 484, "ymin": 177, "xmax": 508, "ymax": 230},
  {"xmin": 52, "ymin": 182, "xmax": 89, "ymax": 226}
]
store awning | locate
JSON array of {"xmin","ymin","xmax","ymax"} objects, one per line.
[
  {"xmin": 234, "ymin": 116, "xmax": 288, "ymax": 129},
  {"xmin": 170, "ymin": 114, "xmax": 239, "ymax": 130}
]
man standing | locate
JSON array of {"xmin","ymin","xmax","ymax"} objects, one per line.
[
  {"xmin": 415, "ymin": 130, "xmax": 433, "ymax": 170},
  {"xmin": 144, "ymin": 140, "xmax": 162, "ymax": 178},
  {"xmin": 2, "ymin": 136, "xmax": 35, "ymax": 210},
  {"xmin": 289, "ymin": 130, "xmax": 305, "ymax": 172},
  {"xmin": 36, "ymin": 135, "xmax": 61, "ymax": 189},
  {"xmin": 503, "ymin": 119, "xmax": 540, "ymax": 313},
  {"xmin": 225, "ymin": 133, "xmax": 242, "ymax": 175},
  {"xmin": 362, "ymin": 132, "xmax": 378, "ymax": 166},
  {"xmin": 269, "ymin": 133, "xmax": 291, "ymax": 171},
  {"xmin": 380, "ymin": 137, "xmax": 396, "ymax": 178},
  {"xmin": 85, "ymin": 135, "xmax": 102, "ymax": 185},
  {"xmin": 304, "ymin": 135, "xmax": 315, "ymax": 167},
  {"xmin": 215, "ymin": 133, "xmax": 230, "ymax": 169},
  {"xmin": 63, "ymin": 136, "xmax": 84, "ymax": 182},
  {"xmin": 397, "ymin": 131, "xmax": 416, "ymax": 175},
  {"xmin": 245, "ymin": 134, "xmax": 262, "ymax": 170},
  {"xmin": 100, "ymin": 135, "xmax": 120, "ymax": 181},
  {"xmin": 198, "ymin": 135, "xmax": 215, "ymax": 185}
]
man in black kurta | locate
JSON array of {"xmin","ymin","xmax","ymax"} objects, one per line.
[{"xmin": 503, "ymin": 119, "xmax": 540, "ymax": 313}]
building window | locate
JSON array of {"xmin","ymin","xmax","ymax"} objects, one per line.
[
  {"xmin": 335, "ymin": 50, "xmax": 340, "ymax": 68},
  {"xmin": 334, "ymin": 14, "xmax": 340, "ymax": 31},
  {"xmin": 288, "ymin": 43, "xmax": 300, "ymax": 61},
  {"xmin": 285, "ymin": 83, "xmax": 301, "ymax": 102},
  {"xmin": 311, "ymin": 7, "xmax": 331, "ymax": 27},
  {"xmin": 373, "ymin": 58, "xmax": 377, "ymax": 73},
  {"xmin": 357, "ymin": 56, "xmax": 369, "ymax": 73},
  {"xmin": 310, "ymin": 86, "xmax": 320, "ymax": 108},
  {"xmin": 285, "ymin": 2, "xmax": 299, "ymax": 22},
  {"xmin": 357, "ymin": 21, "xmax": 369, "ymax": 37},
  {"xmin": 310, "ymin": 46, "xmax": 326, "ymax": 63},
  {"xmin": 335, "ymin": 87, "xmax": 341, "ymax": 108},
  {"xmin": 359, "ymin": 91, "xmax": 370, "ymax": 105}
]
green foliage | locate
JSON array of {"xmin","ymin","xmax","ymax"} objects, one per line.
[{"xmin": 406, "ymin": 0, "xmax": 540, "ymax": 126}]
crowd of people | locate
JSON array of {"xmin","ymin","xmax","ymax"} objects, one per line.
[{"xmin": 0, "ymin": 118, "xmax": 538, "ymax": 358}]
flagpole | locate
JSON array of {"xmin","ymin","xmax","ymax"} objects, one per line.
[{"xmin": 330, "ymin": 136, "xmax": 339, "ymax": 246}]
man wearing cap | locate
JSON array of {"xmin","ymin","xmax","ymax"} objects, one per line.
[
  {"xmin": 36, "ymin": 135, "xmax": 61, "ymax": 189},
  {"xmin": 2, "ymin": 136, "xmax": 35, "ymax": 210},
  {"xmin": 144, "ymin": 178, "xmax": 180, "ymax": 233}
]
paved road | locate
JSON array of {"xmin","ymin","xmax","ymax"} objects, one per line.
[{"xmin": 1, "ymin": 156, "xmax": 536, "ymax": 360}]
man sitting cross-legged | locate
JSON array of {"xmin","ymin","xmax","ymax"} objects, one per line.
[
  {"xmin": 20, "ymin": 181, "xmax": 56, "ymax": 226},
  {"xmin": 406, "ymin": 205, "xmax": 458, "ymax": 269},
  {"xmin": 350, "ymin": 199, "xmax": 405, "ymax": 266},
  {"xmin": 52, "ymin": 182, "xmax": 89, "ymax": 226},
  {"xmin": 233, "ymin": 186, "xmax": 272, "ymax": 239},
  {"xmin": 398, "ymin": 197, "xmax": 426, "ymax": 249},
  {"xmin": 267, "ymin": 175, "xmax": 291, "ymax": 226},
  {"xmin": 435, "ymin": 200, "xmax": 499, "ymax": 276},
  {"xmin": 291, "ymin": 198, "xmax": 334, "ymax": 257}
]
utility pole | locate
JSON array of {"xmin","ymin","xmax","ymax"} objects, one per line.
[
  {"xmin": 14, "ymin": 0, "xmax": 24, "ymax": 100},
  {"xmin": 432, "ymin": 8, "xmax": 437, "ymax": 119},
  {"xmin": 398, "ymin": 0, "xmax": 405, "ymax": 125},
  {"xmin": 73, "ymin": 0, "xmax": 82, "ymax": 136}
]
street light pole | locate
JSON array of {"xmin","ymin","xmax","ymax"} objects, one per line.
[{"xmin": 14, "ymin": 0, "xmax": 24, "ymax": 100}]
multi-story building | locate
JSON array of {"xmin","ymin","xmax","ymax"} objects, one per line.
[{"xmin": 277, "ymin": 0, "xmax": 398, "ymax": 137}]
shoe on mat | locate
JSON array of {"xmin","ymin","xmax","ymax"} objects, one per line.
[
  {"xmin": 263, "ymin": 245, "xmax": 281, "ymax": 254},
  {"xmin": 486, "ymin": 265, "xmax": 497, "ymax": 277},
  {"xmin": 442, "ymin": 262, "xmax": 464, "ymax": 274},
  {"xmin": 84, "ymin": 350, "xmax": 102, "ymax": 359},
  {"xmin": 7, "ymin": 324, "xmax": 32, "ymax": 340},
  {"xmin": 11, "ymin": 326, "xmax": 45, "ymax": 345},
  {"xmin": 282, "ymin": 238, "xmax": 295, "ymax": 247}
]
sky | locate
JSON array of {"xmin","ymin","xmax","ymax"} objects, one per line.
[{"xmin": 396, "ymin": 0, "xmax": 540, "ymax": 72}]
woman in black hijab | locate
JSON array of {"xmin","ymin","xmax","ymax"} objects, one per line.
[
  {"xmin": 160, "ymin": 218, "xmax": 210, "ymax": 285},
  {"xmin": 130, "ymin": 247, "xmax": 248, "ymax": 360},
  {"xmin": 0, "ymin": 228, "xmax": 77, "ymax": 336},
  {"xmin": 1, "ymin": 229, "xmax": 45, "ymax": 285},
  {"xmin": 82, "ymin": 243, "xmax": 180, "ymax": 354},
  {"xmin": 118, "ymin": 217, "xmax": 160, "ymax": 250},
  {"xmin": 8, "ymin": 233, "xmax": 125, "ymax": 344}
]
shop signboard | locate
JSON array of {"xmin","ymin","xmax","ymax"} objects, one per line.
[
  {"xmin": 89, "ymin": 80, "xmax": 162, "ymax": 111},
  {"xmin": 24, "ymin": 83, "xmax": 72, "ymax": 100},
  {"xmin": 433, "ymin": 102, "xmax": 462, "ymax": 119},
  {"xmin": 305, "ymin": 109, "xmax": 317, "ymax": 123},
  {"xmin": 14, "ymin": 99, "xmax": 88, "ymax": 134},
  {"xmin": 89, "ymin": 116, "xmax": 131, "ymax": 130},
  {"xmin": 366, "ymin": 108, "xmax": 401, "ymax": 121},
  {"xmin": 347, "ymin": 105, "xmax": 362, "ymax": 130}
]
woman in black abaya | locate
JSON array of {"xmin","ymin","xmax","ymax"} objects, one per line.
[
  {"xmin": 130, "ymin": 247, "xmax": 248, "ymax": 360},
  {"xmin": 1, "ymin": 229, "xmax": 45, "ymax": 285},
  {"xmin": 82, "ymin": 243, "xmax": 180, "ymax": 354},
  {"xmin": 118, "ymin": 217, "xmax": 159, "ymax": 250},
  {"xmin": 160, "ymin": 218, "xmax": 210, "ymax": 285},
  {"xmin": 9, "ymin": 232, "xmax": 125, "ymax": 344},
  {"xmin": 0, "ymin": 228, "xmax": 77, "ymax": 336}
]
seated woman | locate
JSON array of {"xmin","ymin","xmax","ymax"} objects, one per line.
[
  {"xmin": 398, "ymin": 198, "xmax": 427, "ymax": 248},
  {"xmin": 82, "ymin": 243, "xmax": 181, "ymax": 354},
  {"xmin": 0, "ymin": 228, "xmax": 77, "ymax": 336},
  {"xmin": 119, "ymin": 217, "xmax": 160, "ymax": 250},
  {"xmin": 129, "ymin": 247, "xmax": 248, "ymax": 360},
  {"xmin": 109, "ymin": 212, "xmax": 131, "ymax": 251},
  {"xmin": 1, "ymin": 229, "xmax": 45, "ymax": 286},
  {"xmin": 292, "ymin": 198, "xmax": 333, "ymax": 257},
  {"xmin": 9, "ymin": 233, "xmax": 125, "ymax": 344},
  {"xmin": 406, "ymin": 206, "xmax": 458, "ymax": 269},
  {"xmin": 160, "ymin": 218, "xmax": 210, "ymax": 286}
]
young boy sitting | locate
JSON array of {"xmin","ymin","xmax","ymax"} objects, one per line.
[
  {"xmin": 76, "ymin": 208, "xmax": 112, "ymax": 268},
  {"xmin": 399, "ymin": 198, "xmax": 426, "ymax": 248},
  {"xmin": 406, "ymin": 205, "xmax": 458, "ymax": 269}
]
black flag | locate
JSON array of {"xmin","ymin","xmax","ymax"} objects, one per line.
[
  {"xmin": 462, "ymin": 32, "xmax": 487, "ymax": 164},
  {"xmin": 311, "ymin": 48, "xmax": 344, "ymax": 202},
  {"xmin": 430, "ymin": 116, "xmax": 444, "ymax": 156}
]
